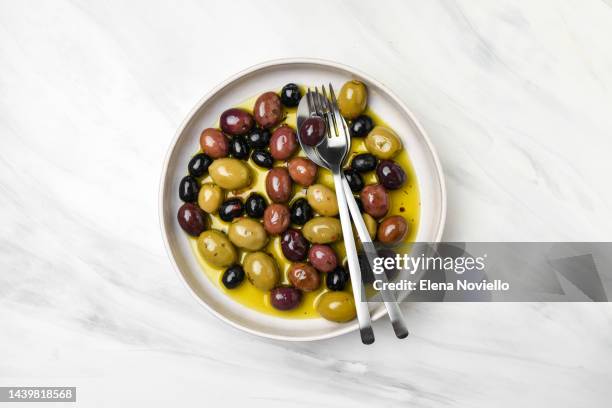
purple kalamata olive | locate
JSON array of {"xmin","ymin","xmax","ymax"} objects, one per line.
[
  {"xmin": 220, "ymin": 108, "xmax": 254, "ymax": 136},
  {"xmin": 299, "ymin": 117, "xmax": 326, "ymax": 146},
  {"xmin": 281, "ymin": 228, "xmax": 309, "ymax": 261},
  {"xmin": 177, "ymin": 203, "xmax": 207, "ymax": 236},
  {"xmin": 270, "ymin": 286, "xmax": 302, "ymax": 310},
  {"xmin": 307, "ymin": 244, "xmax": 338, "ymax": 273},
  {"xmin": 376, "ymin": 160, "xmax": 407, "ymax": 190}
]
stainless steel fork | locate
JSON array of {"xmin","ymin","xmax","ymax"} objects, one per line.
[{"xmin": 310, "ymin": 86, "xmax": 375, "ymax": 344}]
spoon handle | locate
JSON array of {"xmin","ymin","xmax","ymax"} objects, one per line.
[
  {"xmin": 341, "ymin": 176, "xmax": 409, "ymax": 339},
  {"xmin": 333, "ymin": 172, "xmax": 374, "ymax": 344}
]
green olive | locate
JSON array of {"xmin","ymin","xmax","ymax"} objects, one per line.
[
  {"xmin": 197, "ymin": 230, "xmax": 237, "ymax": 268},
  {"xmin": 365, "ymin": 126, "xmax": 402, "ymax": 159},
  {"xmin": 363, "ymin": 213, "xmax": 378, "ymax": 239},
  {"xmin": 209, "ymin": 158, "xmax": 251, "ymax": 190},
  {"xmin": 338, "ymin": 80, "xmax": 367, "ymax": 120},
  {"xmin": 197, "ymin": 183, "xmax": 224, "ymax": 213},
  {"xmin": 228, "ymin": 218, "xmax": 268, "ymax": 251},
  {"xmin": 243, "ymin": 252, "xmax": 279, "ymax": 291},
  {"xmin": 317, "ymin": 292, "xmax": 357, "ymax": 322},
  {"xmin": 306, "ymin": 184, "xmax": 338, "ymax": 216},
  {"xmin": 302, "ymin": 217, "xmax": 342, "ymax": 244}
]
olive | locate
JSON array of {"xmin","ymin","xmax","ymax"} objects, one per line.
[
  {"xmin": 218, "ymin": 197, "xmax": 244, "ymax": 222},
  {"xmin": 338, "ymin": 80, "xmax": 367, "ymax": 120},
  {"xmin": 317, "ymin": 292, "xmax": 356, "ymax": 322},
  {"xmin": 245, "ymin": 193, "xmax": 267, "ymax": 218},
  {"xmin": 247, "ymin": 127, "xmax": 271, "ymax": 148},
  {"xmin": 365, "ymin": 126, "xmax": 402, "ymax": 159},
  {"xmin": 220, "ymin": 108, "xmax": 254, "ymax": 136},
  {"xmin": 280, "ymin": 83, "xmax": 301, "ymax": 107},
  {"xmin": 377, "ymin": 216, "xmax": 409, "ymax": 245},
  {"xmin": 349, "ymin": 115, "xmax": 374, "ymax": 138},
  {"xmin": 197, "ymin": 183, "xmax": 224, "ymax": 213},
  {"xmin": 288, "ymin": 263, "xmax": 320, "ymax": 292},
  {"xmin": 344, "ymin": 169, "xmax": 364, "ymax": 192},
  {"xmin": 263, "ymin": 203, "xmax": 290, "ymax": 235},
  {"xmin": 251, "ymin": 149, "xmax": 273, "ymax": 169},
  {"xmin": 270, "ymin": 125, "xmax": 298, "ymax": 160},
  {"xmin": 266, "ymin": 167, "xmax": 292, "ymax": 203},
  {"xmin": 270, "ymin": 286, "xmax": 302, "ymax": 311},
  {"xmin": 306, "ymin": 184, "xmax": 338, "ymax": 216},
  {"xmin": 376, "ymin": 160, "xmax": 407, "ymax": 190},
  {"xmin": 253, "ymin": 91, "xmax": 283, "ymax": 129},
  {"xmin": 360, "ymin": 184, "xmax": 390, "ymax": 219},
  {"xmin": 179, "ymin": 175, "xmax": 199, "ymax": 202},
  {"xmin": 209, "ymin": 158, "xmax": 251, "ymax": 190},
  {"xmin": 326, "ymin": 266, "xmax": 349, "ymax": 291},
  {"xmin": 199, "ymin": 128, "xmax": 229, "ymax": 158},
  {"xmin": 299, "ymin": 116, "xmax": 326, "ymax": 146},
  {"xmin": 350, "ymin": 153, "xmax": 377, "ymax": 173},
  {"xmin": 229, "ymin": 135, "xmax": 251, "ymax": 160},
  {"xmin": 363, "ymin": 213, "xmax": 378, "ymax": 239},
  {"xmin": 302, "ymin": 217, "xmax": 342, "ymax": 244},
  {"xmin": 222, "ymin": 265, "xmax": 245, "ymax": 289},
  {"xmin": 288, "ymin": 157, "xmax": 318, "ymax": 187},
  {"xmin": 228, "ymin": 218, "xmax": 268, "ymax": 251},
  {"xmin": 188, "ymin": 153, "xmax": 213, "ymax": 177},
  {"xmin": 290, "ymin": 198, "xmax": 313, "ymax": 225},
  {"xmin": 177, "ymin": 202, "xmax": 207, "ymax": 236},
  {"xmin": 308, "ymin": 244, "xmax": 338, "ymax": 273},
  {"xmin": 197, "ymin": 230, "xmax": 237, "ymax": 268},
  {"xmin": 244, "ymin": 252, "xmax": 279, "ymax": 291},
  {"xmin": 281, "ymin": 228, "xmax": 309, "ymax": 261}
]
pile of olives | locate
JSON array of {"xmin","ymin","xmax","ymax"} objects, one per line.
[{"xmin": 177, "ymin": 80, "xmax": 412, "ymax": 324}]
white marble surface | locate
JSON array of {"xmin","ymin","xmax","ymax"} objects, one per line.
[{"xmin": 1, "ymin": 0, "xmax": 612, "ymax": 406}]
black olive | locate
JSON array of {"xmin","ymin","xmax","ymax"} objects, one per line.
[
  {"xmin": 349, "ymin": 115, "xmax": 374, "ymax": 137},
  {"xmin": 354, "ymin": 196, "xmax": 364, "ymax": 213},
  {"xmin": 247, "ymin": 127, "xmax": 271, "ymax": 149},
  {"xmin": 222, "ymin": 265, "xmax": 245, "ymax": 289},
  {"xmin": 218, "ymin": 197, "xmax": 244, "ymax": 222},
  {"xmin": 179, "ymin": 175, "xmax": 199, "ymax": 202},
  {"xmin": 188, "ymin": 153, "xmax": 213, "ymax": 177},
  {"xmin": 326, "ymin": 266, "xmax": 349, "ymax": 291},
  {"xmin": 280, "ymin": 83, "xmax": 301, "ymax": 107},
  {"xmin": 230, "ymin": 135, "xmax": 251, "ymax": 160},
  {"xmin": 251, "ymin": 149, "xmax": 273, "ymax": 168},
  {"xmin": 290, "ymin": 198, "xmax": 313, "ymax": 225},
  {"xmin": 350, "ymin": 153, "xmax": 377, "ymax": 173},
  {"xmin": 344, "ymin": 169, "xmax": 364, "ymax": 192},
  {"xmin": 245, "ymin": 193, "xmax": 267, "ymax": 218}
]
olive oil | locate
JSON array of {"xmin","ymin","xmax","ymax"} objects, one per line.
[{"xmin": 188, "ymin": 89, "xmax": 420, "ymax": 319}]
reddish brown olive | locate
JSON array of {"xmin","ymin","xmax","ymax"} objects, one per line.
[
  {"xmin": 263, "ymin": 203, "xmax": 291, "ymax": 235},
  {"xmin": 199, "ymin": 128, "xmax": 229, "ymax": 158},
  {"xmin": 266, "ymin": 167, "xmax": 293, "ymax": 203},
  {"xmin": 287, "ymin": 157, "xmax": 318, "ymax": 187},
  {"xmin": 254, "ymin": 92, "xmax": 282, "ymax": 129},
  {"xmin": 288, "ymin": 263, "xmax": 320, "ymax": 292},
  {"xmin": 270, "ymin": 125, "xmax": 298, "ymax": 160},
  {"xmin": 307, "ymin": 244, "xmax": 338, "ymax": 273},
  {"xmin": 377, "ymin": 216, "xmax": 409, "ymax": 244},
  {"xmin": 270, "ymin": 286, "xmax": 302, "ymax": 310},
  {"xmin": 360, "ymin": 184, "xmax": 390, "ymax": 219}
]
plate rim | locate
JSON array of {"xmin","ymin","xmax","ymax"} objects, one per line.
[{"xmin": 158, "ymin": 57, "xmax": 447, "ymax": 341}]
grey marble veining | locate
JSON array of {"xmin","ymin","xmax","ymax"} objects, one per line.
[{"xmin": 1, "ymin": 1, "xmax": 611, "ymax": 406}]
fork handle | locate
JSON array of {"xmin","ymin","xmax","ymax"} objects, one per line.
[
  {"xmin": 333, "ymin": 172, "xmax": 374, "ymax": 344},
  {"xmin": 341, "ymin": 176, "xmax": 409, "ymax": 339}
]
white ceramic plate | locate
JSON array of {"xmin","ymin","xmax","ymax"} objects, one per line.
[{"xmin": 159, "ymin": 58, "xmax": 446, "ymax": 341}]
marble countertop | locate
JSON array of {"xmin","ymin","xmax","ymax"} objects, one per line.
[{"xmin": 1, "ymin": 1, "xmax": 611, "ymax": 406}]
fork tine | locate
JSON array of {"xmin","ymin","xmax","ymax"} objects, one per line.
[
  {"xmin": 317, "ymin": 86, "xmax": 333, "ymax": 138},
  {"xmin": 322, "ymin": 85, "xmax": 339, "ymax": 137},
  {"xmin": 306, "ymin": 88, "xmax": 314, "ymax": 115}
]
